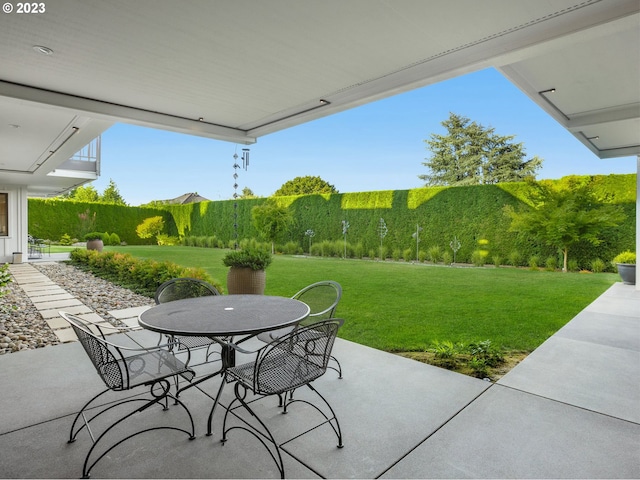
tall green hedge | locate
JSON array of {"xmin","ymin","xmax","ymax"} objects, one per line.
[
  {"xmin": 28, "ymin": 199, "xmax": 174, "ymax": 245},
  {"xmin": 28, "ymin": 174, "xmax": 636, "ymax": 267}
]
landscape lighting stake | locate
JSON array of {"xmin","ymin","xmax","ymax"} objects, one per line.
[
  {"xmin": 411, "ymin": 224, "xmax": 423, "ymax": 262},
  {"xmin": 305, "ymin": 229, "xmax": 315, "ymax": 254},
  {"xmin": 378, "ymin": 218, "xmax": 388, "ymax": 261},
  {"xmin": 450, "ymin": 235, "xmax": 461, "ymax": 265},
  {"xmin": 341, "ymin": 220, "xmax": 350, "ymax": 259}
]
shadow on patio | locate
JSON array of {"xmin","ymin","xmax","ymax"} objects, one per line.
[{"xmin": 0, "ymin": 266, "xmax": 638, "ymax": 478}]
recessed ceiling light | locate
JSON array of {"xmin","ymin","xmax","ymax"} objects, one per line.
[{"xmin": 33, "ymin": 45, "xmax": 54, "ymax": 55}]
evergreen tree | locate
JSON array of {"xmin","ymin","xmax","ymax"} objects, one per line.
[
  {"xmin": 419, "ymin": 113, "xmax": 542, "ymax": 186},
  {"xmin": 101, "ymin": 179, "xmax": 127, "ymax": 205}
]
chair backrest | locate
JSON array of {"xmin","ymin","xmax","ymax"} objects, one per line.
[
  {"xmin": 254, "ymin": 319, "xmax": 343, "ymax": 394},
  {"xmin": 155, "ymin": 277, "xmax": 220, "ymax": 304},
  {"xmin": 292, "ymin": 281, "xmax": 342, "ymax": 321},
  {"xmin": 59, "ymin": 312, "xmax": 127, "ymax": 391}
]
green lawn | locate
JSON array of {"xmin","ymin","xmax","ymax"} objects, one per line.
[
  {"xmin": 49, "ymin": 245, "xmax": 82, "ymax": 253},
  {"xmin": 104, "ymin": 245, "xmax": 618, "ymax": 353}
]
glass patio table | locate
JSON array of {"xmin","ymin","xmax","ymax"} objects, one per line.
[{"xmin": 138, "ymin": 294, "xmax": 310, "ymax": 435}]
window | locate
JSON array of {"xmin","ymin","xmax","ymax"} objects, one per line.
[{"xmin": 0, "ymin": 193, "xmax": 7, "ymax": 237}]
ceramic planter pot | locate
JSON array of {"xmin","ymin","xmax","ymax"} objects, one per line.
[
  {"xmin": 226, "ymin": 267, "xmax": 266, "ymax": 294},
  {"xmin": 616, "ymin": 263, "xmax": 636, "ymax": 285},
  {"xmin": 86, "ymin": 239, "xmax": 104, "ymax": 252}
]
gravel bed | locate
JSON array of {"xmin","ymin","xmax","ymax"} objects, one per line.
[{"xmin": 0, "ymin": 262, "xmax": 153, "ymax": 355}]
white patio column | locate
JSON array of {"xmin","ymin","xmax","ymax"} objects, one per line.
[{"xmin": 636, "ymin": 155, "xmax": 639, "ymax": 291}]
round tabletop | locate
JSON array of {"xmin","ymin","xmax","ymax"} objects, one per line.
[{"xmin": 138, "ymin": 295, "xmax": 310, "ymax": 337}]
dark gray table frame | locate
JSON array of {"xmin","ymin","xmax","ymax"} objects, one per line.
[{"xmin": 138, "ymin": 294, "xmax": 310, "ymax": 435}]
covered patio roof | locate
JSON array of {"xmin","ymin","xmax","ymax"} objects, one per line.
[{"xmin": 0, "ymin": 0, "xmax": 638, "ymax": 196}]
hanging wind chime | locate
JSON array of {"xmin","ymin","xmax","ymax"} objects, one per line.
[{"xmin": 233, "ymin": 148, "xmax": 250, "ymax": 249}]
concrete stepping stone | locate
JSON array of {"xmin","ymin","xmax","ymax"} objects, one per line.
[
  {"xmin": 29, "ymin": 292, "xmax": 74, "ymax": 302},
  {"xmin": 32, "ymin": 298, "xmax": 84, "ymax": 311},
  {"xmin": 40, "ymin": 305, "xmax": 92, "ymax": 318},
  {"xmin": 108, "ymin": 305, "xmax": 152, "ymax": 319}
]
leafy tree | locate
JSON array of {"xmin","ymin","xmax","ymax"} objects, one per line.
[
  {"xmin": 273, "ymin": 176, "xmax": 338, "ymax": 196},
  {"xmin": 240, "ymin": 187, "xmax": 258, "ymax": 199},
  {"xmin": 504, "ymin": 181, "xmax": 626, "ymax": 272},
  {"xmin": 62, "ymin": 179, "xmax": 127, "ymax": 205},
  {"xmin": 70, "ymin": 185, "xmax": 100, "ymax": 202},
  {"xmin": 251, "ymin": 202, "xmax": 293, "ymax": 253},
  {"xmin": 136, "ymin": 216, "xmax": 165, "ymax": 244},
  {"xmin": 419, "ymin": 113, "xmax": 543, "ymax": 186},
  {"xmin": 139, "ymin": 200, "xmax": 169, "ymax": 208},
  {"xmin": 101, "ymin": 179, "xmax": 127, "ymax": 205}
]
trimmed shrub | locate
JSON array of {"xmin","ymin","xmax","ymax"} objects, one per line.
[
  {"xmin": 528, "ymin": 255, "xmax": 540, "ymax": 270},
  {"xmin": 427, "ymin": 245, "xmax": 441, "ymax": 263},
  {"xmin": 310, "ymin": 243, "xmax": 322, "ymax": 257},
  {"xmin": 471, "ymin": 250, "xmax": 486, "ymax": 267},
  {"xmin": 69, "ymin": 248, "xmax": 223, "ymax": 296},
  {"xmin": 59, "ymin": 233, "xmax": 73, "ymax": 246},
  {"xmin": 108, "ymin": 232, "xmax": 121, "ymax": 246},
  {"xmin": 156, "ymin": 234, "xmax": 179, "ymax": 246},
  {"xmin": 282, "ymin": 241, "xmax": 301, "ymax": 255},
  {"xmin": 591, "ymin": 258, "xmax": 606, "ymax": 273},
  {"xmin": 545, "ymin": 256, "xmax": 557, "ymax": 271},
  {"xmin": 508, "ymin": 250, "xmax": 522, "ymax": 267}
]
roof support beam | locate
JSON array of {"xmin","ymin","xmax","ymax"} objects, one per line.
[
  {"xmin": 567, "ymin": 103, "xmax": 640, "ymax": 130},
  {"xmin": 0, "ymin": 81, "xmax": 256, "ymax": 145}
]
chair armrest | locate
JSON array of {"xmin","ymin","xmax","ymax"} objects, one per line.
[
  {"xmin": 117, "ymin": 338, "xmax": 193, "ymax": 369},
  {"xmin": 93, "ymin": 322, "xmax": 138, "ymax": 332}
]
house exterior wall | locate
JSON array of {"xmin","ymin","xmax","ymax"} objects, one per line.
[{"xmin": 0, "ymin": 186, "xmax": 27, "ymax": 264}]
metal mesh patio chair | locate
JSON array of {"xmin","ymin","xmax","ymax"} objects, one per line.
[
  {"xmin": 222, "ymin": 319, "xmax": 344, "ymax": 479},
  {"xmin": 59, "ymin": 312, "xmax": 196, "ymax": 479},
  {"xmin": 155, "ymin": 277, "xmax": 223, "ymax": 362},
  {"xmin": 257, "ymin": 280, "xmax": 344, "ymax": 377}
]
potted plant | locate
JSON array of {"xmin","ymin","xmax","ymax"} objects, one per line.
[
  {"xmin": 84, "ymin": 232, "xmax": 104, "ymax": 252},
  {"xmin": 222, "ymin": 248, "xmax": 272, "ymax": 294},
  {"xmin": 612, "ymin": 251, "xmax": 636, "ymax": 285}
]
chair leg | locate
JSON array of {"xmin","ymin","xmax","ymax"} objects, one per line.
[
  {"xmin": 69, "ymin": 379, "xmax": 195, "ymax": 478},
  {"xmin": 277, "ymin": 389, "xmax": 295, "ymax": 408},
  {"xmin": 328, "ymin": 355, "xmax": 343, "ymax": 378},
  {"xmin": 68, "ymin": 387, "xmax": 112, "ymax": 443},
  {"xmin": 284, "ymin": 383, "xmax": 343, "ymax": 448},
  {"xmin": 221, "ymin": 382, "xmax": 286, "ymax": 479}
]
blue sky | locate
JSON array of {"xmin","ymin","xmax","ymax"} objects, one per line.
[{"xmin": 94, "ymin": 68, "xmax": 637, "ymax": 206}]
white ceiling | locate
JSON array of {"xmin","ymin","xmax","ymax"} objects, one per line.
[{"xmin": 0, "ymin": 0, "xmax": 638, "ymax": 195}]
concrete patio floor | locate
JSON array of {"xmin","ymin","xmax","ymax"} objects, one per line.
[{"xmin": 0, "ymin": 262, "xmax": 638, "ymax": 478}]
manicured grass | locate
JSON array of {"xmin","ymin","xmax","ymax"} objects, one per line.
[
  {"xmin": 105, "ymin": 245, "xmax": 618, "ymax": 353},
  {"xmin": 49, "ymin": 245, "xmax": 81, "ymax": 253}
]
